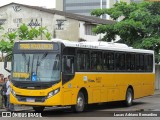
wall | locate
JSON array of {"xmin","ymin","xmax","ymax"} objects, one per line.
[
  {"xmin": 0, "ymin": 3, "xmax": 80, "ymax": 41},
  {"xmin": 0, "ymin": 62, "xmax": 11, "ymax": 78},
  {"xmin": 0, "ymin": 4, "xmax": 54, "ymax": 40},
  {"xmin": 79, "ymin": 22, "xmax": 104, "ymax": 42},
  {"xmin": 54, "ymin": 14, "xmax": 79, "ymax": 41},
  {"xmin": 155, "ymin": 65, "xmax": 160, "ymax": 90}
]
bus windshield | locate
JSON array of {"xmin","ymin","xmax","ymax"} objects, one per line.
[{"xmin": 12, "ymin": 53, "xmax": 60, "ymax": 82}]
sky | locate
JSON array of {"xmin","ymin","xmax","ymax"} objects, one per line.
[{"xmin": 0, "ymin": 0, "xmax": 56, "ymax": 8}]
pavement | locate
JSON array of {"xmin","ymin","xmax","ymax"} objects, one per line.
[
  {"xmin": 154, "ymin": 90, "xmax": 160, "ymax": 95},
  {"xmin": 0, "ymin": 90, "xmax": 160, "ymax": 112},
  {"xmin": 0, "ymin": 105, "xmax": 32, "ymax": 112}
]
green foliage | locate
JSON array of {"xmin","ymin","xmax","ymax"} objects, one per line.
[
  {"xmin": 91, "ymin": 1, "xmax": 160, "ymax": 63},
  {"xmin": 0, "ymin": 26, "xmax": 13, "ymax": 61},
  {"xmin": 0, "ymin": 39, "xmax": 13, "ymax": 53},
  {"xmin": 3, "ymin": 32, "xmax": 17, "ymax": 43},
  {"xmin": 45, "ymin": 32, "xmax": 51, "ymax": 40},
  {"xmin": 141, "ymin": 36, "xmax": 160, "ymax": 62},
  {"xmin": 0, "ymin": 24, "xmax": 52, "ymax": 59},
  {"xmin": 18, "ymin": 23, "xmax": 51, "ymax": 40}
]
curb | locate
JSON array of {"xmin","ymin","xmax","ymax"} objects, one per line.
[
  {"xmin": 0, "ymin": 106, "xmax": 32, "ymax": 112},
  {"xmin": 154, "ymin": 90, "xmax": 160, "ymax": 95}
]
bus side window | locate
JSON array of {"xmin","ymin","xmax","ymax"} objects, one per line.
[
  {"xmin": 148, "ymin": 54, "xmax": 153, "ymax": 72},
  {"xmin": 77, "ymin": 50, "xmax": 90, "ymax": 71},
  {"xmin": 91, "ymin": 51, "xmax": 102, "ymax": 71},
  {"xmin": 63, "ymin": 56, "xmax": 75, "ymax": 74}
]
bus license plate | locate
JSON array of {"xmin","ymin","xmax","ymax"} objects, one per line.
[{"xmin": 26, "ymin": 98, "xmax": 35, "ymax": 102}]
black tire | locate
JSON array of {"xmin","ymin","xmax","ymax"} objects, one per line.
[
  {"xmin": 33, "ymin": 106, "xmax": 45, "ymax": 112},
  {"xmin": 71, "ymin": 92, "xmax": 86, "ymax": 112},
  {"xmin": 124, "ymin": 88, "xmax": 133, "ymax": 107}
]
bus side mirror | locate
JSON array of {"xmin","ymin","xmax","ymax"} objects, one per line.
[{"xmin": 4, "ymin": 54, "xmax": 11, "ymax": 73}]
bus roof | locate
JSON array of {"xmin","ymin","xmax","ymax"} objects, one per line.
[{"xmin": 16, "ymin": 39, "xmax": 154, "ymax": 54}]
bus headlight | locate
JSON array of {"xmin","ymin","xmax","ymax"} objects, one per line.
[
  {"xmin": 47, "ymin": 88, "xmax": 60, "ymax": 99},
  {"xmin": 11, "ymin": 88, "xmax": 16, "ymax": 96}
]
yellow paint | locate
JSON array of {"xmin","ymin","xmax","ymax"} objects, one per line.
[
  {"xmin": 10, "ymin": 73, "xmax": 155, "ymax": 107},
  {"xmin": 13, "ymin": 72, "xmax": 30, "ymax": 78}
]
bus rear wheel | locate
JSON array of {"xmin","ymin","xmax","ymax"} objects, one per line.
[
  {"xmin": 33, "ymin": 106, "xmax": 45, "ymax": 112},
  {"xmin": 124, "ymin": 88, "xmax": 133, "ymax": 107},
  {"xmin": 71, "ymin": 92, "xmax": 86, "ymax": 112}
]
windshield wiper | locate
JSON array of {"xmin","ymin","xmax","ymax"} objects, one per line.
[
  {"xmin": 22, "ymin": 53, "xmax": 27, "ymax": 63},
  {"xmin": 36, "ymin": 56, "xmax": 39, "ymax": 80},
  {"xmin": 27, "ymin": 56, "xmax": 30, "ymax": 72},
  {"xmin": 22, "ymin": 53, "xmax": 30, "ymax": 73},
  {"xmin": 37, "ymin": 52, "xmax": 48, "ymax": 66},
  {"xmin": 35, "ymin": 53, "xmax": 48, "ymax": 81}
]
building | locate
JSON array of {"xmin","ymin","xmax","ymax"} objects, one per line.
[
  {"xmin": 57, "ymin": 0, "xmax": 120, "ymax": 19},
  {"xmin": 0, "ymin": 3, "xmax": 115, "ymax": 42},
  {"xmin": 131, "ymin": 0, "xmax": 143, "ymax": 3},
  {"xmin": 56, "ymin": 0, "xmax": 143, "ymax": 19}
]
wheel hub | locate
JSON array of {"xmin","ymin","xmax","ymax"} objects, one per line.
[
  {"xmin": 77, "ymin": 97, "xmax": 84, "ymax": 108},
  {"xmin": 127, "ymin": 92, "xmax": 132, "ymax": 104}
]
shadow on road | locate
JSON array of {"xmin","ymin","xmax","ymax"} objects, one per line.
[
  {"xmin": 38, "ymin": 101, "xmax": 147, "ymax": 117},
  {"xmin": 87, "ymin": 101, "xmax": 147, "ymax": 111}
]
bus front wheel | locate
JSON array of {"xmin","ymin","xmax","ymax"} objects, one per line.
[
  {"xmin": 124, "ymin": 88, "xmax": 133, "ymax": 107},
  {"xmin": 33, "ymin": 106, "xmax": 45, "ymax": 112},
  {"xmin": 71, "ymin": 92, "xmax": 86, "ymax": 112}
]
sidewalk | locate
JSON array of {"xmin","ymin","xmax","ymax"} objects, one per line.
[
  {"xmin": 154, "ymin": 89, "xmax": 160, "ymax": 95},
  {"xmin": 0, "ymin": 105, "xmax": 32, "ymax": 112}
]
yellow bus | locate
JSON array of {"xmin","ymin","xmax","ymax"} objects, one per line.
[{"xmin": 4, "ymin": 39, "xmax": 155, "ymax": 112}]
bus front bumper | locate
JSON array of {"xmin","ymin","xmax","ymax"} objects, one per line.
[{"xmin": 10, "ymin": 92, "xmax": 62, "ymax": 106}]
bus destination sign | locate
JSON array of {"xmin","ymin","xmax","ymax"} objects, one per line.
[{"xmin": 19, "ymin": 43, "xmax": 54, "ymax": 50}]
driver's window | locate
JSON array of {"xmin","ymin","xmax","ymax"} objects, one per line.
[{"xmin": 63, "ymin": 56, "xmax": 74, "ymax": 74}]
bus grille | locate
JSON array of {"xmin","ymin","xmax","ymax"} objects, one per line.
[{"xmin": 16, "ymin": 95, "xmax": 46, "ymax": 102}]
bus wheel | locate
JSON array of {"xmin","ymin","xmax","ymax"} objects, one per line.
[
  {"xmin": 124, "ymin": 88, "xmax": 133, "ymax": 107},
  {"xmin": 33, "ymin": 106, "xmax": 45, "ymax": 112},
  {"xmin": 72, "ymin": 92, "xmax": 85, "ymax": 112}
]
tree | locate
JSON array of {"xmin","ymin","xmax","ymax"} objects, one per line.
[
  {"xmin": 91, "ymin": 1, "xmax": 160, "ymax": 62},
  {"xmin": 0, "ymin": 23, "xmax": 51, "ymax": 61}
]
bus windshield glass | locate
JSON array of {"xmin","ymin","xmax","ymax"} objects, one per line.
[{"xmin": 12, "ymin": 53, "xmax": 60, "ymax": 82}]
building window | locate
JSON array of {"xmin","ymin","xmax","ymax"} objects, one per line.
[
  {"xmin": 114, "ymin": 0, "xmax": 119, "ymax": 3},
  {"xmin": 130, "ymin": 0, "xmax": 142, "ymax": 3},
  {"xmin": 85, "ymin": 24, "xmax": 96, "ymax": 36}
]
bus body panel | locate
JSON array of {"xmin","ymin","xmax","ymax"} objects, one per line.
[
  {"xmin": 10, "ymin": 73, "xmax": 154, "ymax": 106},
  {"xmin": 62, "ymin": 72, "xmax": 155, "ymax": 104},
  {"xmin": 10, "ymin": 82, "xmax": 63, "ymax": 106}
]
